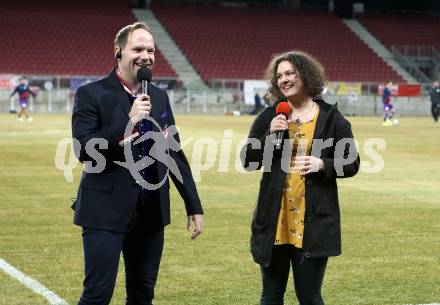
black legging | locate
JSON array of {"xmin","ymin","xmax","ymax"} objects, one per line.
[{"xmin": 260, "ymin": 245, "xmax": 328, "ymax": 305}]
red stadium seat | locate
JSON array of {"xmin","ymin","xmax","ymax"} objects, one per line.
[
  {"xmin": 151, "ymin": 3, "xmax": 404, "ymax": 83},
  {"xmin": 358, "ymin": 14, "xmax": 440, "ymax": 52},
  {"xmin": 0, "ymin": 0, "xmax": 177, "ymax": 77}
]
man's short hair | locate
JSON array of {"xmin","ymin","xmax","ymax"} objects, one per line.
[{"xmin": 114, "ymin": 22, "xmax": 152, "ymax": 51}]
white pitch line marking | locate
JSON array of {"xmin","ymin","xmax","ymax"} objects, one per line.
[
  {"xmin": 0, "ymin": 257, "xmax": 68, "ymax": 305},
  {"xmin": 406, "ymin": 303, "xmax": 440, "ymax": 305}
]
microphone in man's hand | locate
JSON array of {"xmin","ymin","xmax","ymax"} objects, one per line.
[
  {"xmin": 137, "ymin": 67, "xmax": 152, "ymax": 95},
  {"xmin": 274, "ymin": 101, "xmax": 291, "ymax": 150}
]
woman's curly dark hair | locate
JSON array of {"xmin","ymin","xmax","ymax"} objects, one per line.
[{"xmin": 265, "ymin": 50, "xmax": 326, "ymax": 102}]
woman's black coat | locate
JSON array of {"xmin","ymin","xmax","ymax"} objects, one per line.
[{"xmin": 241, "ymin": 99, "xmax": 360, "ymax": 267}]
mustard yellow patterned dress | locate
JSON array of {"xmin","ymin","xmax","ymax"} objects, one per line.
[{"xmin": 274, "ymin": 109, "xmax": 319, "ymax": 248}]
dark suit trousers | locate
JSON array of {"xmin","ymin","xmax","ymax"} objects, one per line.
[
  {"xmin": 432, "ymin": 104, "xmax": 439, "ymax": 122},
  {"xmin": 78, "ymin": 203, "xmax": 164, "ymax": 305}
]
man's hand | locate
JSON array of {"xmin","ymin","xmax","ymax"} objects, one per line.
[
  {"xmin": 187, "ymin": 214, "xmax": 203, "ymax": 240},
  {"xmin": 293, "ymin": 156, "xmax": 324, "ymax": 176},
  {"xmin": 129, "ymin": 94, "xmax": 151, "ymax": 124}
]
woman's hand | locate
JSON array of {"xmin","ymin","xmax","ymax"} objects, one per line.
[
  {"xmin": 293, "ymin": 156, "xmax": 325, "ymax": 176},
  {"xmin": 270, "ymin": 114, "xmax": 289, "ymax": 134}
]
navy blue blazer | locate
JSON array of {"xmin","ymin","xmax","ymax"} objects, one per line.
[{"xmin": 71, "ymin": 69, "xmax": 203, "ymax": 232}]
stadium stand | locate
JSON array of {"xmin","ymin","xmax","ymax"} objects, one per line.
[
  {"xmin": 357, "ymin": 14, "xmax": 440, "ymax": 52},
  {"xmin": 151, "ymin": 3, "xmax": 405, "ymax": 83},
  {"xmin": 0, "ymin": 0, "xmax": 177, "ymax": 77}
]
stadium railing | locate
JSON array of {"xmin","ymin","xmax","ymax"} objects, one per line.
[{"xmin": 0, "ymin": 75, "xmax": 433, "ymax": 117}]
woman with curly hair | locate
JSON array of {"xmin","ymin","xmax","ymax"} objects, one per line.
[{"xmin": 241, "ymin": 50, "xmax": 360, "ymax": 305}]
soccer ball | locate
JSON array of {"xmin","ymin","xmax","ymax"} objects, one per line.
[{"xmin": 392, "ymin": 119, "xmax": 399, "ymax": 125}]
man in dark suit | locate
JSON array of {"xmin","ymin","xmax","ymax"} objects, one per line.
[{"xmin": 71, "ymin": 22, "xmax": 203, "ymax": 305}]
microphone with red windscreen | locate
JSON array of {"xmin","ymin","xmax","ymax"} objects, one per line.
[{"xmin": 274, "ymin": 101, "xmax": 291, "ymax": 149}]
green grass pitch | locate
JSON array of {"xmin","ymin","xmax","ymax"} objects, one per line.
[{"xmin": 0, "ymin": 113, "xmax": 439, "ymax": 305}]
